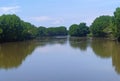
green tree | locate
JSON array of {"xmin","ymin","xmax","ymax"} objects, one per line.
[
  {"xmin": 46, "ymin": 26, "xmax": 67, "ymax": 36},
  {"xmin": 113, "ymin": 7, "xmax": 120, "ymax": 40},
  {"xmin": 0, "ymin": 14, "xmax": 24, "ymax": 41},
  {"xmin": 37, "ymin": 26, "xmax": 47, "ymax": 36},
  {"xmin": 19, "ymin": 21, "xmax": 37, "ymax": 40},
  {"xmin": 55, "ymin": 26, "xmax": 67, "ymax": 36},
  {"xmin": 69, "ymin": 23, "xmax": 89, "ymax": 37},
  {"xmin": 0, "ymin": 14, "xmax": 38, "ymax": 42},
  {"xmin": 90, "ymin": 15, "xmax": 112, "ymax": 37},
  {"xmin": 78, "ymin": 23, "xmax": 89, "ymax": 36},
  {"xmin": 69, "ymin": 24, "xmax": 79, "ymax": 36}
]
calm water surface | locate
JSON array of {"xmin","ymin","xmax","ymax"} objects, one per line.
[{"xmin": 0, "ymin": 37, "xmax": 120, "ymax": 81}]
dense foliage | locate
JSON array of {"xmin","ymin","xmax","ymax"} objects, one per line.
[
  {"xmin": 69, "ymin": 23, "xmax": 89, "ymax": 37},
  {"xmin": 46, "ymin": 26, "xmax": 67, "ymax": 36},
  {"xmin": 1, "ymin": 7, "xmax": 120, "ymax": 42},
  {"xmin": 37, "ymin": 26, "xmax": 47, "ymax": 36},
  {"xmin": 37, "ymin": 26, "xmax": 67, "ymax": 37},
  {"xmin": 77, "ymin": 7, "xmax": 120, "ymax": 40},
  {"xmin": 0, "ymin": 14, "xmax": 39, "ymax": 42},
  {"xmin": 113, "ymin": 7, "xmax": 120, "ymax": 40},
  {"xmin": 89, "ymin": 7, "xmax": 120, "ymax": 41},
  {"xmin": 0, "ymin": 14, "xmax": 24, "ymax": 41},
  {"xmin": 90, "ymin": 15, "xmax": 112, "ymax": 37},
  {"xmin": 0, "ymin": 14, "xmax": 68, "ymax": 42}
]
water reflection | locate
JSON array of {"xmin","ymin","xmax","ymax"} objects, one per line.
[
  {"xmin": 36, "ymin": 37, "xmax": 67, "ymax": 46},
  {"xmin": 111, "ymin": 42, "xmax": 120, "ymax": 74},
  {"xmin": 0, "ymin": 37, "xmax": 67, "ymax": 70},
  {"xmin": 69, "ymin": 37, "xmax": 120, "ymax": 74},
  {"xmin": 69, "ymin": 37, "xmax": 89, "ymax": 51},
  {"xmin": 90, "ymin": 38, "xmax": 120, "ymax": 74},
  {"xmin": 90, "ymin": 38, "xmax": 112, "ymax": 58},
  {"xmin": 1, "ymin": 37, "xmax": 120, "ymax": 75},
  {"xmin": 0, "ymin": 41, "xmax": 37, "ymax": 69}
]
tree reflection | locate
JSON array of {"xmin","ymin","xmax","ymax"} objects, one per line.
[
  {"xmin": 1, "ymin": 37, "xmax": 120, "ymax": 74},
  {"xmin": 91, "ymin": 38, "xmax": 112, "ymax": 58},
  {"xmin": 111, "ymin": 42, "xmax": 120, "ymax": 74},
  {"xmin": 0, "ymin": 41, "xmax": 37, "ymax": 69},
  {"xmin": 69, "ymin": 37, "xmax": 89, "ymax": 51},
  {"xmin": 36, "ymin": 37, "xmax": 67, "ymax": 46},
  {"xmin": 90, "ymin": 38, "xmax": 120, "ymax": 74},
  {"xmin": 0, "ymin": 37, "xmax": 67, "ymax": 70}
]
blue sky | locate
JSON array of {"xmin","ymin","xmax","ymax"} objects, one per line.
[{"xmin": 0, "ymin": 0, "xmax": 120, "ymax": 28}]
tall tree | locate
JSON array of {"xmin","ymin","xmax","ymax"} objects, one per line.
[
  {"xmin": 0, "ymin": 14, "xmax": 38, "ymax": 42},
  {"xmin": 113, "ymin": 7, "xmax": 120, "ymax": 40},
  {"xmin": 90, "ymin": 15, "xmax": 112, "ymax": 37},
  {"xmin": 0, "ymin": 14, "xmax": 24, "ymax": 41}
]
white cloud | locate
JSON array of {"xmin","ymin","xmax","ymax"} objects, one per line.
[
  {"xmin": 52, "ymin": 20, "xmax": 61, "ymax": 24},
  {"xmin": 31, "ymin": 16, "xmax": 51, "ymax": 22},
  {"xmin": 30, "ymin": 16, "xmax": 64, "ymax": 25},
  {"xmin": 0, "ymin": 6, "xmax": 20, "ymax": 14},
  {"xmin": 52, "ymin": 18, "xmax": 64, "ymax": 25}
]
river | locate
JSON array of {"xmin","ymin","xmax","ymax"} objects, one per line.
[{"xmin": 0, "ymin": 37, "xmax": 120, "ymax": 81}]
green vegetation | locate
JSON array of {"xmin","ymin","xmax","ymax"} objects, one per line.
[
  {"xmin": 0, "ymin": 14, "xmax": 67, "ymax": 42},
  {"xmin": 68, "ymin": 7, "xmax": 120, "ymax": 41},
  {"xmin": 89, "ymin": 7, "xmax": 120, "ymax": 41},
  {"xmin": 113, "ymin": 7, "xmax": 120, "ymax": 40},
  {"xmin": 69, "ymin": 23, "xmax": 89, "ymax": 37},
  {"xmin": 0, "ymin": 14, "xmax": 37, "ymax": 42},
  {"xmin": 90, "ymin": 15, "xmax": 112, "ymax": 37},
  {"xmin": 1, "ymin": 7, "xmax": 120, "ymax": 42},
  {"xmin": 90, "ymin": 7, "xmax": 120, "ymax": 41},
  {"xmin": 37, "ymin": 26, "xmax": 47, "ymax": 36},
  {"xmin": 46, "ymin": 26, "xmax": 67, "ymax": 36},
  {"xmin": 37, "ymin": 26, "xmax": 67, "ymax": 37}
]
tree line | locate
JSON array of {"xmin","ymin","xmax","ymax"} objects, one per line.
[
  {"xmin": 0, "ymin": 14, "xmax": 67, "ymax": 42},
  {"xmin": 0, "ymin": 7, "xmax": 120, "ymax": 42},
  {"xmin": 69, "ymin": 7, "xmax": 120, "ymax": 41}
]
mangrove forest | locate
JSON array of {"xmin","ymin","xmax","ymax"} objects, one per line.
[{"xmin": 0, "ymin": 7, "xmax": 120, "ymax": 42}]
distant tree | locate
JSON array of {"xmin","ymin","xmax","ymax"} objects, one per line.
[
  {"xmin": 37, "ymin": 26, "xmax": 47, "ymax": 36},
  {"xmin": 69, "ymin": 23, "xmax": 89, "ymax": 37},
  {"xmin": 69, "ymin": 24, "xmax": 79, "ymax": 36},
  {"xmin": 46, "ymin": 27, "xmax": 56, "ymax": 36},
  {"xmin": 55, "ymin": 26, "xmax": 68, "ymax": 36},
  {"xmin": 78, "ymin": 23, "xmax": 89, "ymax": 36},
  {"xmin": 46, "ymin": 26, "xmax": 67, "ymax": 36},
  {"xmin": 90, "ymin": 15, "xmax": 112, "ymax": 37}
]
